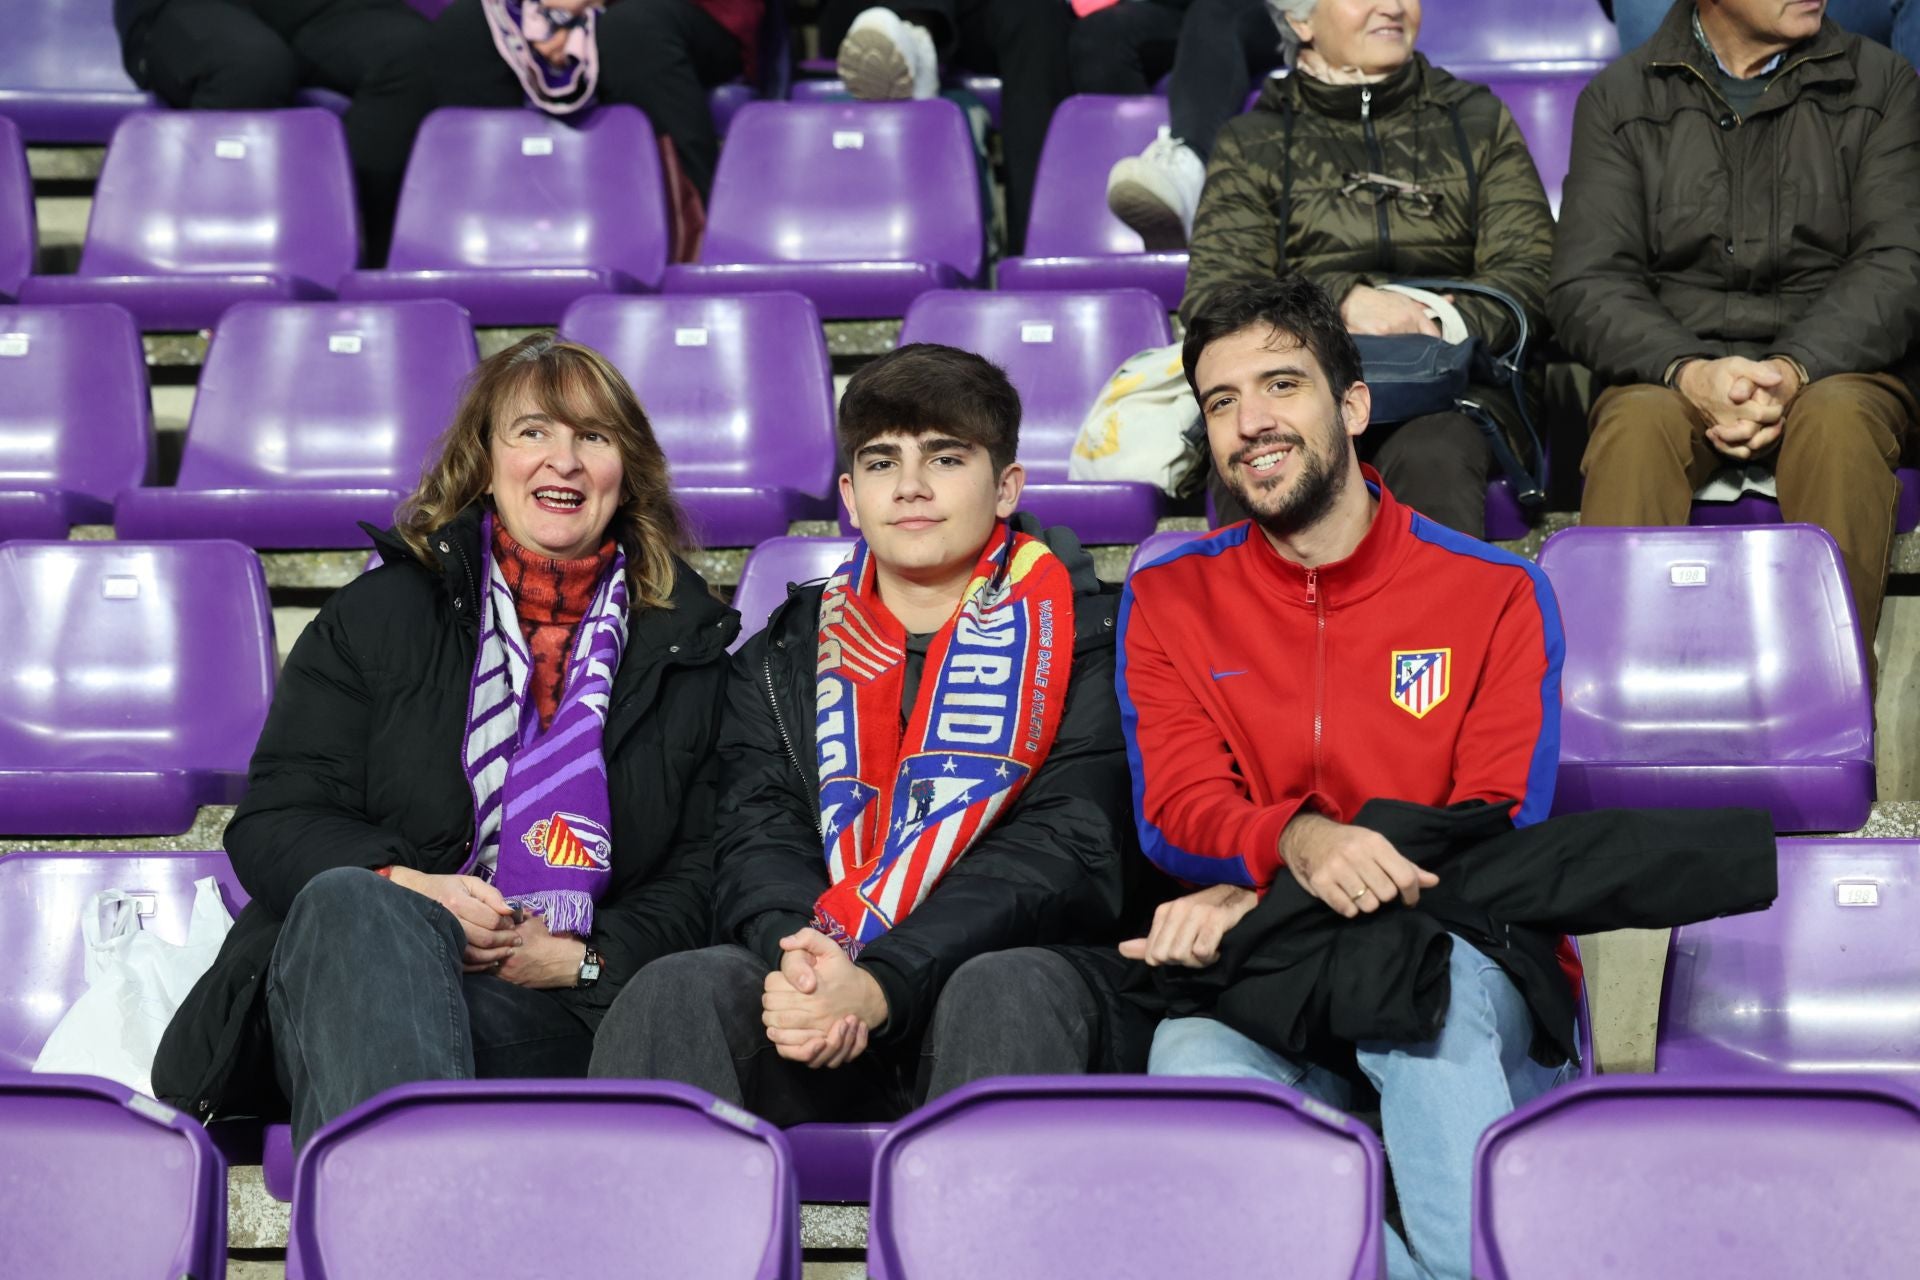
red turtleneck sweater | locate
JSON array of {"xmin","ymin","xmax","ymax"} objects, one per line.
[{"xmin": 493, "ymin": 525, "xmax": 617, "ymax": 732}]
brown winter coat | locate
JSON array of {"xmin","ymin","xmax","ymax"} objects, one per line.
[{"xmin": 1547, "ymin": 4, "xmax": 1920, "ymax": 393}]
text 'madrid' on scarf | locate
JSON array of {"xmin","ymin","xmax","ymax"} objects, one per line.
[
  {"xmin": 812, "ymin": 521, "xmax": 1075, "ymax": 956},
  {"xmin": 462, "ymin": 512, "xmax": 629, "ymax": 937}
]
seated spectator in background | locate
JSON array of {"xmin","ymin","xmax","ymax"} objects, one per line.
[
  {"xmin": 590, "ymin": 344, "xmax": 1168, "ymax": 1119},
  {"xmin": 1607, "ymin": 0, "xmax": 1918, "ymax": 70},
  {"xmin": 1183, "ymin": 0, "xmax": 1554, "ymax": 538},
  {"xmin": 428, "ymin": 0, "xmax": 765, "ymax": 202},
  {"xmin": 1070, "ymin": 0, "xmax": 1286, "ymax": 250},
  {"xmin": 1120, "ymin": 278, "xmax": 1573, "ymax": 1280},
  {"xmin": 112, "ymin": 0, "xmax": 435, "ymax": 261},
  {"xmin": 1550, "ymin": 0, "xmax": 1920, "ymax": 663},
  {"xmin": 152, "ymin": 336, "xmax": 736, "ymax": 1148},
  {"xmin": 817, "ymin": 2, "xmax": 1074, "ymax": 253}
]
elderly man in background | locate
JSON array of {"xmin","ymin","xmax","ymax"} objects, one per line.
[{"xmin": 1550, "ymin": 0, "xmax": 1920, "ymax": 661}]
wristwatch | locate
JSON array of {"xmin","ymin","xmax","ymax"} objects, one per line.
[{"xmin": 576, "ymin": 946, "xmax": 603, "ymax": 988}]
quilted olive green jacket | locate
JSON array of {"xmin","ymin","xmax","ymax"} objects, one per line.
[{"xmin": 1181, "ymin": 55, "xmax": 1554, "ymax": 357}]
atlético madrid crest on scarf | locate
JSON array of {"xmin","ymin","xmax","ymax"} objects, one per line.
[{"xmin": 1391, "ymin": 648, "xmax": 1451, "ymax": 719}]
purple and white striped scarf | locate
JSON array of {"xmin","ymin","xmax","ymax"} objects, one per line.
[
  {"xmin": 461, "ymin": 513, "xmax": 629, "ymax": 936},
  {"xmin": 480, "ymin": 0, "xmax": 601, "ymax": 116}
]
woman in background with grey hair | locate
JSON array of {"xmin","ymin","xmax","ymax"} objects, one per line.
[{"xmin": 1181, "ymin": 0, "xmax": 1556, "ymax": 539}]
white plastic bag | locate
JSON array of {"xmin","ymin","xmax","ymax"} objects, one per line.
[
  {"xmin": 1067, "ymin": 342, "xmax": 1207, "ymax": 497},
  {"xmin": 34, "ymin": 877, "xmax": 233, "ymax": 1096}
]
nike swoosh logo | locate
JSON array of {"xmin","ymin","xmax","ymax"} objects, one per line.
[{"xmin": 1209, "ymin": 669, "xmax": 1248, "ymax": 681}]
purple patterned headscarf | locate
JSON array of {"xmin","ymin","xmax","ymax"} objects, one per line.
[
  {"xmin": 481, "ymin": 0, "xmax": 601, "ymax": 115},
  {"xmin": 462, "ymin": 513, "xmax": 629, "ymax": 935}
]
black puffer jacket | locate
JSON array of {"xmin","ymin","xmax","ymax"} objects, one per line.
[
  {"xmin": 713, "ymin": 517, "xmax": 1174, "ymax": 1068},
  {"xmin": 152, "ymin": 505, "xmax": 738, "ymax": 1120}
]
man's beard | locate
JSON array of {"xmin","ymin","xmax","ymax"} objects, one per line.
[{"xmin": 1221, "ymin": 417, "xmax": 1351, "ymax": 539}]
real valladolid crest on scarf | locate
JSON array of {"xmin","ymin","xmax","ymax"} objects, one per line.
[
  {"xmin": 812, "ymin": 521, "xmax": 1075, "ymax": 955},
  {"xmin": 461, "ymin": 513, "xmax": 628, "ymax": 935}
]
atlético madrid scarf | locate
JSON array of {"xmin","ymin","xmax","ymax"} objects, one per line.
[
  {"xmin": 461, "ymin": 513, "xmax": 628, "ymax": 936},
  {"xmin": 812, "ymin": 522, "xmax": 1074, "ymax": 955}
]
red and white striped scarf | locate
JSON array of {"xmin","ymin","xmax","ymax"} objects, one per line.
[{"xmin": 812, "ymin": 523, "xmax": 1074, "ymax": 955}]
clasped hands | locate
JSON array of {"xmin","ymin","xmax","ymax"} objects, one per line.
[
  {"xmin": 761, "ymin": 927, "xmax": 890, "ymax": 1070},
  {"xmin": 388, "ymin": 866, "xmax": 584, "ymax": 989},
  {"xmin": 1676, "ymin": 356, "xmax": 1804, "ymax": 461}
]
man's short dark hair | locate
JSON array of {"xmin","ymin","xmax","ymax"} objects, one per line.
[
  {"xmin": 1182, "ymin": 277, "xmax": 1365, "ymax": 405},
  {"xmin": 838, "ymin": 342, "xmax": 1021, "ymax": 475}
]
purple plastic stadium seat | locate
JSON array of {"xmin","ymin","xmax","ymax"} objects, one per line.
[
  {"xmin": 1477, "ymin": 72, "xmax": 1588, "ymax": 215},
  {"xmin": 869, "ymin": 1076, "xmax": 1384, "ymax": 1280},
  {"xmin": 712, "ymin": 82, "xmax": 757, "ymax": 135},
  {"xmin": 1, "ymin": 1075, "xmax": 226, "ymax": 1279},
  {"xmin": 730, "ymin": 537, "xmax": 856, "ymax": 652},
  {"xmin": 340, "ymin": 107, "xmax": 667, "ymax": 325},
  {"xmin": 114, "ymin": 300, "xmax": 476, "ymax": 548},
  {"xmin": 18, "ymin": 110, "xmax": 358, "ymax": 330},
  {"xmin": 997, "ymin": 97, "xmax": 1188, "ymax": 311},
  {"xmin": 896, "ymin": 289, "xmax": 1173, "ymax": 543},
  {"xmin": 1473, "ymin": 1075, "xmax": 1920, "ymax": 1280},
  {"xmin": 0, "ymin": 118, "xmax": 32, "ymax": 301},
  {"xmin": 1538, "ymin": 525, "xmax": 1873, "ymax": 833},
  {"xmin": 1691, "ymin": 470, "xmax": 1920, "ymax": 534},
  {"xmin": 0, "ymin": 303, "xmax": 153, "ymax": 540},
  {"xmin": 559, "ymin": 293, "xmax": 837, "ymax": 545},
  {"xmin": 0, "ymin": 0, "xmax": 158, "ymax": 143},
  {"xmin": 0, "ymin": 540, "xmax": 276, "ymax": 835},
  {"xmin": 288, "ymin": 1080, "xmax": 800, "ymax": 1280},
  {"xmin": 664, "ymin": 100, "xmax": 985, "ymax": 319},
  {"xmin": 1658, "ymin": 838, "xmax": 1920, "ymax": 1079},
  {"xmin": 1420, "ymin": 0, "xmax": 1619, "ymax": 76},
  {"xmin": 787, "ymin": 1122, "xmax": 889, "ymax": 1203}
]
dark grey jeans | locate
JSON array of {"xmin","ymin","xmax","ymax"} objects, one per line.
[
  {"xmin": 267, "ymin": 866, "xmax": 594, "ymax": 1149},
  {"xmin": 587, "ymin": 944, "xmax": 1103, "ymax": 1125}
]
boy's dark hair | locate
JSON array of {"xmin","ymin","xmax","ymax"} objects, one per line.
[
  {"xmin": 1182, "ymin": 277, "xmax": 1365, "ymax": 404},
  {"xmin": 837, "ymin": 342, "xmax": 1022, "ymax": 475}
]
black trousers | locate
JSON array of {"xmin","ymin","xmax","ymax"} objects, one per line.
[
  {"xmin": 588, "ymin": 943, "xmax": 1105, "ymax": 1124},
  {"xmin": 126, "ymin": 0, "xmax": 436, "ymax": 263},
  {"xmin": 267, "ymin": 867, "xmax": 594, "ymax": 1150},
  {"xmin": 1068, "ymin": 0, "xmax": 1283, "ymax": 161},
  {"xmin": 818, "ymin": 0, "xmax": 1073, "ymax": 253},
  {"xmin": 428, "ymin": 0, "xmax": 742, "ymax": 199},
  {"xmin": 1212, "ymin": 410, "xmax": 1495, "ymax": 538}
]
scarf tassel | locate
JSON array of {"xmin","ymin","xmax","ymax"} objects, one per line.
[{"xmin": 518, "ymin": 888, "xmax": 596, "ymax": 939}]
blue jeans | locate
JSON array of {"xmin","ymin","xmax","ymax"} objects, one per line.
[
  {"xmin": 1148, "ymin": 934, "xmax": 1575, "ymax": 1280},
  {"xmin": 1613, "ymin": 0, "xmax": 1920, "ymax": 70}
]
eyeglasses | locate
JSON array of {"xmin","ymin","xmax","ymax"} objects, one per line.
[{"xmin": 1340, "ymin": 171, "xmax": 1441, "ymax": 217}]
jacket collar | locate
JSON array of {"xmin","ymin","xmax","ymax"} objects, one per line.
[
  {"xmin": 1645, "ymin": 4, "xmax": 1852, "ymax": 104},
  {"xmin": 1276, "ymin": 54, "xmax": 1433, "ymax": 120},
  {"xmin": 1242, "ymin": 464, "xmax": 1413, "ymax": 610}
]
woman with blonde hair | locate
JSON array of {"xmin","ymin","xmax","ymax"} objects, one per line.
[{"xmin": 154, "ymin": 334, "xmax": 738, "ymax": 1148}]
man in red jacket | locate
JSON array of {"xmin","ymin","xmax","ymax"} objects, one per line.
[{"xmin": 1117, "ymin": 277, "xmax": 1570, "ymax": 1280}]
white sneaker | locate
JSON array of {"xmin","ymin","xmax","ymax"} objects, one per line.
[
  {"xmin": 838, "ymin": 8, "xmax": 939, "ymax": 102},
  {"xmin": 1106, "ymin": 127, "xmax": 1206, "ymax": 251}
]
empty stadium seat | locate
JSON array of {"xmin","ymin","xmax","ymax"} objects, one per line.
[
  {"xmin": 868, "ymin": 1076, "xmax": 1384, "ymax": 1279},
  {"xmin": 0, "ymin": 118, "xmax": 30, "ymax": 301},
  {"xmin": 114, "ymin": 299, "xmax": 476, "ymax": 548},
  {"xmin": 1421, "ymin": 0, "xmax": 1619, "ymax": 75},
  {"xmin": 340, "ymin": 107, "xmax": 669, "ymax": 325},
  {"xmin": 0, "ymin": 540, "xmax": 276, "ymax": 835},
  {"xmin": 289, "ymin": 1080, "xmax": 801, "ymax": 1279},
  {"xmin": 1539, "ymin": 524, "xmax": 1872, "ymax": 833},
  {"xmin": 789, "ymin": 73, "xmax": 1005, "ymax": 128},
  {"xmin": 1472, "ymin": 1075, "xmax": 1920, "ymax": 1279},
  {"xmin": 1691, "ymin": 471, "xmax": 1920, "ymax": 534},
  {"xmin": 730, "ymin": 536, "xmax": 856, "ymax": 650},
  {"xmin": 0, "ymin": 0, "xmax": 158, "ymax": 143},
  {"xmin": 19, "ymin": 109, "xmax": 358, "ymax": 330},
  {"xmin": 788, "ymin": 1122, "xmax": 889, "ymax": 1203},
  {"xmin": 0, "ymin": 1075, "xmax": 227, "ymax": 1278},
  {"xmin": 1478, "ymin": 72, "xmax": 1588, "ymax": 214},
  {"xmin": 560, "ymin": 293, "xmax": 838, "ymax": 545},
  {"xmin": 664, "ymin": 100, "xmax": 986, "ymax": 318},
  {"xmin": 996, "ymin": 96, "xmax": 1188, "ymax": 311},
  {"xmin": 1657, "ymin": 838, "xmax": 1920, "ymax": 1079},
  {"xmin": 894, "ymin": 288, "xmax": 1173, "ymax": 542},
  {"xmin": 0, "ymin": 303, "xmax": 153, "ymax": 540}
]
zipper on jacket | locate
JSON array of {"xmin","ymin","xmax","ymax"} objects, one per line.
[
  {"xmin": 1360, "ymin": 87, "xmax": 1393, "ymax": 272},
  {"xmin": 1307, "ymin": 569, "xmax": 1326, "ymax": 792},
  {"xmin": 764, "ymin": 651, "xmax": 820, "ymax": 824}
]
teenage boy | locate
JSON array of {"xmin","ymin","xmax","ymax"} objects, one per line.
[{"xmin": 590, "ymin": 342, "xmax": 1163, "ymax": 1116}]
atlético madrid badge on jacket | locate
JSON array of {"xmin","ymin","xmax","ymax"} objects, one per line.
[{"xmin": 1390, "ymin": 649, "xmax": 1452, "ymax": 719}]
